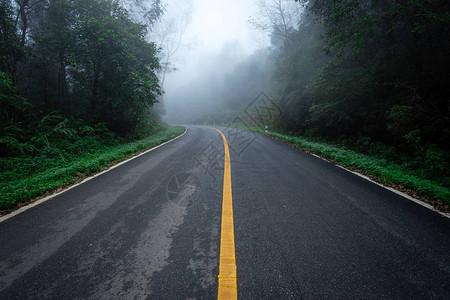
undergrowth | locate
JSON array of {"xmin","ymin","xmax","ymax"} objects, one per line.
[
  {"xmin": 0, "ymin": 125, "xmax": 185, "ymax": 210},
  {"xmin": 250, "ymin": 127, "xmax": 449, "ymax": 207}
]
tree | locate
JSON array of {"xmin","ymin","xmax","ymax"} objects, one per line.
[
  {"xmin": 0, "ymin": 0, "xmax": 24, "ymax": 83},
  {"xmin": 280, "ymin": 0, "xmax": 450, "ymax": 149},
  {"xmin": 249, "ymin": 0, "xmax": 303, "ymax": 48},
  {"xmin": 148, "ymin": 0, "xmax": 193, "ymax": 117},
  {"xmin": 2, "ymin": 0, "xmax": 163, "ymax": 137},
  {"xmin": 116, "ymin": 0, "xmax": 163, "ymax": 29},
  {"xmin": 71, "ymin": 0, "xmax": 161, "ymax": 134},
  {"xmin": 271, "ymin": 11, "xmax": 328, "ymax": 133},
  {"xmin": 0, "ymin": 0, "xmax": 29, "ymax": 153}
]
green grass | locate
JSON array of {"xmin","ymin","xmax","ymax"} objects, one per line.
[
  {"xmin": 249, "ymin": 128, "xmax": 450, "ymax": 207},
  {"xmin": 0, "ymin": 126, "xmax": 185, "ymax": 210}
]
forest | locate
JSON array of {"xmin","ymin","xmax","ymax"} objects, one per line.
[
  {"xmin": 275, "ymin": 0, "xmax": 450, "ymax": 184},
  {"xmin": 278, "ymin": 0, "xmax": 449, "ymax": 151},
  {"xmin": 1, "ymin": 0, "xmax": 449, "ymax": 208},
  {"xmin": 0, "ymin": 0, "xmax": 188, "ymax": 209},
  {"xmin": 167, "ymin": 0, "xmax": 449, "ymax": 200},
  {"xmin": 1, "ymin": 0, "xmax": 167, "ymax": 155}
]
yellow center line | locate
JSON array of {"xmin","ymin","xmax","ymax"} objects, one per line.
[{"xmin": 215, "ymin": 128, "xmax": 237, "ymax": 300}]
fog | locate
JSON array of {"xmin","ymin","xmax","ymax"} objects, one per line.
[
  {"xmin": 161, "ymin": 0, "xmax": 269, "ymax": 124},
  {"xmin": 154, "ymin": 0, "xmax": 450, "ymax": 155},
  {"xmin": 3, "ymin": 0, "xmax": 448, "ymax": 209}
]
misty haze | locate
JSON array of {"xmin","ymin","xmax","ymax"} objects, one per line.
[{"xmin": 1, "ymin": 0, "xmax": 449, "ymax": 299}]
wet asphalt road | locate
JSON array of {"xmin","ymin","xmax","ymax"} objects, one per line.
[{"xmin": 0, "ymin": 125, "xmax": 449, "ymax": 299}]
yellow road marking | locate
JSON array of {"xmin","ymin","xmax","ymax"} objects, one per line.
[{"xmin": 215, "ymin": 128, "xmax": 237, "ymax": 300}]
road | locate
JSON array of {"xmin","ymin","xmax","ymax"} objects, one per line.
[{"xmin": 1, "ymin": 125, "xmax": 449, "ymax": 299}]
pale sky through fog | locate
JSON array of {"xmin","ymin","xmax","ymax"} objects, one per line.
[
  {"xmin": 186, "ymin": 0, "xmax": 262, "ymax": 52},
  {"xmin": 161, "ymin": 0, "xmax": 268, "ymax": 122}
]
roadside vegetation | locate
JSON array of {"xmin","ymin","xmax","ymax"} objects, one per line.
[
  {"xmin": 0, "ymin": 124, "xmax": 184, "ymax": 211},
  {"xmin": 250, "ymin": 127, "xmax": 449, "ymax": 211},
  {"xmin": 182, "ymin": 1, "xmax": 449, "ymax": 210},
  {"xmin": 2, "ymin": 0, "xmax": 449, "ymax": 212},
  {"xmin": 0, "ymin": 0, "xmax": 186, "ymax": 212}
]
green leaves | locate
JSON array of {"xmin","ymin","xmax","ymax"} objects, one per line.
[
  {"xmin": 1, "ymin": 0, "xmax": 163, "ymax": 146},
  {"xmin": 67, "ymin": 0, "xmax": 161, "ymax": 135},
  {"xmin": 273, "ymin": 0, "xmax": 449, "ymax": 151},
  {"xmin": 258, "ymin": 129, "xmax": 449, "ymax": 205},
  {"xmin": 0, "ymin": 126, "xmax": 184, "ymax": 209}
]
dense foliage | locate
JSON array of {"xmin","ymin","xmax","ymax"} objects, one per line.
[
  {"xmin": 270, "ymin": 0, "xmax": 450, "ymax": 184},
  {"xmin": 288, "ymin": 0, "xmax": 449, "ymax": 148},
  {"xmin": 186, "ymin": 0, "xmax": 449, "ymax": 195},
  {"xmin": 0, "ymin": 125, "xmax": 184, "ymax": 210},
  {"xmin": 253, "ymin": 127, "xmax": 449, "ymax": 206},
  {"xmin": 0, "ymin": 0, "xmax": 163, "ymax": 158}
]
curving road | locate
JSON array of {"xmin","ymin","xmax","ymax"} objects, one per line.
[{"xmin": 0, "ymin": 126, "xmax": 449, "ymax": 299}]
